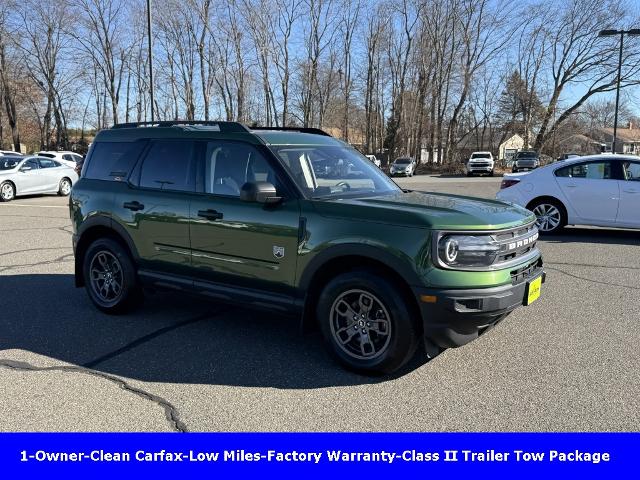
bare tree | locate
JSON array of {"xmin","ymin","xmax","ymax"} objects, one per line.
[
  {"xmin": 532, "ymin": 0, "xmax": 640, "ymax": 151},
  {"xmin": 74, "ymin": 0, "xmax": 129, "ymax": 125},
  {"xmin": 0, "ymin": 5, "xmax": 21, "ymax": 151}
]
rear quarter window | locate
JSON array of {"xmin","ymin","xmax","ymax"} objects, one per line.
[{"xmin": 84, "ymin": 141, "xmax": 146, "ymax": 181}]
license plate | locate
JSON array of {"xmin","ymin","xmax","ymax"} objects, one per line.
[{"xmin": 525, "ymin": 275, "xmax": 542, "ymax": 305}]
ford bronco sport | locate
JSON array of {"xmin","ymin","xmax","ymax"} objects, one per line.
[{"xmin": 71, "ymin": 121, "xmax": 545, "ymax": 374}]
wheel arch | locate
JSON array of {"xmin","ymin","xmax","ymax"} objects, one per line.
[
  {"xmin": 526, "ymin": 195, "xmax": 568, "ymax": 217},
  {"xmin": 74, "ymin": 217, "xmax": 139, "ymax": 287},
  {"xmin": 298, "ymin": 247, "xmax": 423, "ymax": 335},
  {"xmin": 526, "ymin": 195, "xmax": 569, "ymax": 229},
  {"xmin": 0, "ymin": 179, "xmax": 17, "ymax": 198}
]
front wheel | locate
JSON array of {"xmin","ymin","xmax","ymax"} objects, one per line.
[
  {"xmin": 0, "ymin": 181, "xmax": 15, "ymax": 202},
  {"xmin": 83, "ymin": 238, "xmax": 142, "ymax": 314},
  {"xmin": 529, "ymin": 199, "xmax": 566, "ymax": 234},
  {"xmin": 58, "ymin": 177, "xmax": 72, "ymax": 196},
  {"xmin": 316, "ymin": 270, "xmax": 418, "ymax": 375}
]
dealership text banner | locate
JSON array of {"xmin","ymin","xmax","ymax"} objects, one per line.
[{"xmin": 0, "ymin": 433, "xmax": 637, "ymax": 476}]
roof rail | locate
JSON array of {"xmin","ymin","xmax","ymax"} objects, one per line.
[
  {"xmin": 249, "ymin": 126, "xmax": 332, "ymax": 137},
  {"xmin": 111, "ymin": 121, "xmax": 250, "ymax": 133}
]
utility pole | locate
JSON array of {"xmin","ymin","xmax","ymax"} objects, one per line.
[
  {"xmin": 598, "ymin": 28, "xmax": 640, "ymax": 153},
  {"xmin": 147, "ymin": 0, "xmax": 155, "ymax": 122}
]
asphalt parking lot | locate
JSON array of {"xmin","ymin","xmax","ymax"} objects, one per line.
[{"xmin": 1, "ymin": 175, "xmax": 638, "ymax": 432}]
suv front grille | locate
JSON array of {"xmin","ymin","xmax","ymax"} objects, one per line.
[{"xmin": 494, "ymin": 222, "xmax": 538, "ymax": 264}]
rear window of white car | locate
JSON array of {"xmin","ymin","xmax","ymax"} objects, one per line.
[
  {"xmin": 555, "ymin": 162, "xmax": 612, "ymax": 180},
  {"xmin": 471, "ymin": 153, "xmax": 491, "ymax": 158}
]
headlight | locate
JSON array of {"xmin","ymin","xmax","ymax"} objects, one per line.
[{"xmin": 437, "ymin": 234, "xmax": 500, "ymax": 267}]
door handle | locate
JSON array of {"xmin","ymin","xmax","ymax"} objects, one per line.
[
  {"xmin": 197, "ymin": 209, "xmax": 223, "ymax": 221},
  {"xmin": 623, "ymin": 189, "xmax": 637, "ymax": 194},
  {"xmin": 123, "ymin": 201, "xmax": 144, "ymax": 211},
  {"xmin": 566, "ymin": 184, "xmax": 577, "ymax": 188}
]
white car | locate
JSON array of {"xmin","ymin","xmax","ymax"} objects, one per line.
[
  {"xmin": 390, "ymin": 157, "xmax": 416, "ymax": 176},
  {"xmin": 366, "ymin": 154, "xmax": 381, "ymax": 168},
  {"xmin": 0, "ymin": 156, "xmax": 78, "ymax": 202},
  {"xmin": 466, "ymin": 151, "xmax": 494, "ymax": 176},
  {"xmin": 37, "ymin": 150, "xmax": 83, "ymax": 169},
  {"xmin": 0, "ymin": 150, "xmax": 22, "ymax": 157},
  {"xmin": 496, "ymin": 154, "xmax": 640, "ymax": 233}
]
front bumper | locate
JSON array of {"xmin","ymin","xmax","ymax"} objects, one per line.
[
  {"xmin": 467, "ymin": 164, "xmax": 493, "ymax": 172},
  {"xmin": 414, "ymin": 266, "xmax": 545, "ymax": 349}
]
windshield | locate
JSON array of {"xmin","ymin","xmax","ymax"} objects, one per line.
[
  {"xmin": 271, "ymin": 145, "xmax": 400, "ymax": 198},
  {"xmin": 394, "ymin": 158, "xmax": 411, "ymax": 164},
  {"xmin": 517, "ymin": 151, "xmax": 537, "ymax": 159},
  {"xmin": 0, "ymin": 158, "xmax": 20, "ymax": 170},
  {"xmin": 471, "ymin": 153, "xmax": 490, "ymax": 158}
]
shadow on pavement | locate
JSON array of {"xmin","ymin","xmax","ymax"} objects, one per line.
[
  {"xmin": 0, "ymin": 274, "xmax": 425, "ymax": 389},
  {"xmin": 543, "ymin": 227, "xmax": 640, "ymax": 247}
]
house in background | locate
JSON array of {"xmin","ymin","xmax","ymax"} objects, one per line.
[
  {"xmin": 555, "ymin": 133, "xmax": 603, "ymax": 155},
  {"xmin": 499, "ymin": 134, "xmax": 529, "ymax": 163},
  {"xmin": 595, "ymin": 123, "xmax": 640, "ymax": 155}
]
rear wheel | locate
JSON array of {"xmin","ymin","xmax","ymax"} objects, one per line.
[
  {"xmin": 317, "ymin": 270, "xmax": 418, "ymax": 375},
  {"xmin": 529, "ymin": 198, "xmax": 566, "ymax": 234},
  {"xmin": 58, "ymin": 177, "xmax": 72, "ymax": 196},
  {"xmin": 83, "ymin": 238, "xmax": 142, "ymax": 314},
  {"xmin": 0, "ymin": 181, "xmax": 15, "ymax": 202}
]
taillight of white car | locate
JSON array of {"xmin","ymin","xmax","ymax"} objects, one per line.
[{"xmin": 500, "ymin": 178, "xmax": 520, "ymax": 189}]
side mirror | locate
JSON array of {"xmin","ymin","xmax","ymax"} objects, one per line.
[
  {"xmin": 20, "ymin": 166, "xmax": 32, "ymax": 172},
  {"xmin": 240, "ymin": 181, "xmax": 282, "ymax": 204}
]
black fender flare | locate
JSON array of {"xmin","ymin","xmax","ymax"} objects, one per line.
[
  {"xmin": 298, "ymin": 243, "xmax": 423, "ymax": 291},
  {"xmin": 74, "ymin": 216, "xmax": 140, "ymax": 286}
]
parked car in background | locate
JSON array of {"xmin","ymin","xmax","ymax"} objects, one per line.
[
  {"xmin": 37, "ymin": 150, "xmax": 84, "ymax": 169},
  {"xmin": 0, "ymin": 150, "xmax": 22, "ymax": 157},
  {"xmin": 512, "ymin": 150, "xmax": 540, "ymax": 173},
  {"xmin": 466, "ymin": 151, "xmax": 495, "ymax": 176},
  {"xmin": 365, "ymin": 154, "xmax": 381, "ymax": 168},
  {"xmin": 389, "ymin": 157, "xmax": 416, "ymax": 176},
  {"xmin": 0, "ymin": 155, "xmax": 78, "ymax": 202},
  {"xmin": 497, "ymin": 155, "xmax": 640, "ymax": 233},
  {"xmin": 556, "ymin": 153, "xmax": 580, "ymax": 162}
]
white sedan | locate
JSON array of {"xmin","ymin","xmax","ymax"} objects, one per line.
[
  {"xmin": 0, "ymin": 156, "xmax": 79, "ymax": 202},
  {"xmin": 496, "ymin": 155, "xmax": 640, "ymax": 233}
]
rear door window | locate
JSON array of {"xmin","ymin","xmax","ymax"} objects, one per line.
[
  {"xmin": 84, "ymin": 141, "xmax": 146, "ymax": 181},
  {"xmin": 38, "ymin": 159, "xmax": 59, "ymax": 168},
  {"xmin": 138, "ymin": 140, "xmax": 196, "ymax": 192},
  {"xmin": 555, "ymin": 161, "xmax": 613, "ymax": 180}
]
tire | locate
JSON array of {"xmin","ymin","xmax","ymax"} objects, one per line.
[
  {"xmin": 0, "ymin": 181, "xmax": 15, "ymax": 202},
  {"xmin": 512, "ymin": 168, "xmax": 518, "ymax": 173},
  {"xmin": 316, "ymin": 269, "xmax": 418, "ymax": 375},
  {"xmin": 466, "ymin": 171, "xmax": 472, "ymax": 177},
  {"xmin": 528, "ymin": 198, "xmax": 567, "ymax": 234},
  {"xmin": 58, "ymin": 177, "xmax": 72, "ymax": 196},
  {"xmin": 489, "ymin": 169, "xmax": 494, "ymax": 177},
  {"xmin": 83, "ymin": 238, "xmax": 142, "ymax": 314}
]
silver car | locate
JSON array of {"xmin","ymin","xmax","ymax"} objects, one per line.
[{"xmin": 0, "ymin": 156, "xmax": 79, "ymax": 202}]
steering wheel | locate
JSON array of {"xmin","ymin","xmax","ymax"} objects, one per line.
[{"xmin": 335, "ymin": 181, "xmax": 351, "ymax": 191}]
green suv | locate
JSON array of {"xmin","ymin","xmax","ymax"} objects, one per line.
[{"xmin": 71, "ymin": 121, "xmax": 545, "ymax": 374}]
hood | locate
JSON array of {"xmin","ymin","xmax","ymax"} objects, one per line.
[{"xmin": 312, "ymin": 190, "xmax": 535, "ymax": 230}]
